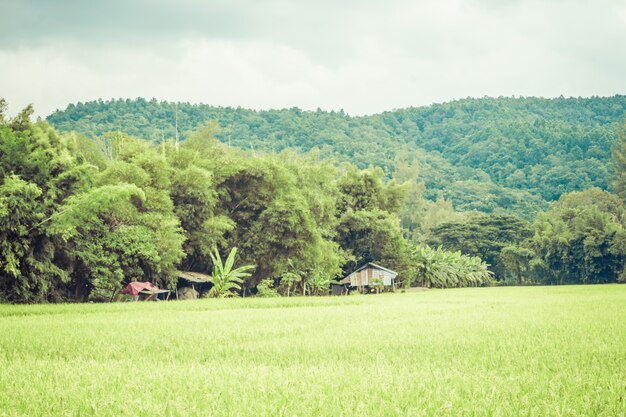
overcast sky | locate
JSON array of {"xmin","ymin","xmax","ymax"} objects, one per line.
[{"xmin": 1, "ymin": 0, "xmax": 625, "ymax": 117}]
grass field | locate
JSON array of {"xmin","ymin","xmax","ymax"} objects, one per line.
[{"xmin": 0, "ymin": 285, "xmax": 624, "ymax": 416}]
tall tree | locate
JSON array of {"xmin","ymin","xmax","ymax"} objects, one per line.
[
  {"xmin": 48, "ymin": 135, "xmax": 186, "ymax": 300},
  {"xmin": 530, "ymin": 188, "xmax": 626, "ymax": 285},
  {"xmin": 335, "ymin": 166, "xmax": 412, "ymax": 284},
  {"xmin": 428, "ymin": 214, "xmax": 533, "ymax": 280},
  {"xmin": 611, "ymin": 120, "xmax": 626, "ymax": 200},
  {"xmin": 0, "ymin": 108, "xmax": 90, "ymax": 302},
  {"xmin": 393, "ymin": 156, "xmax": 427, "ymax": 242}
]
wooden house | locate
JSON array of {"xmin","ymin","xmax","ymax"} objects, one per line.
[{"xmin": 339, "ymin": 263, "xmax": 398, "ymax": 288}]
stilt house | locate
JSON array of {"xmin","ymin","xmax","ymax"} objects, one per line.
[{"xmin": 339, "ymin": 263, "xmax": 398, "ymax": 288}]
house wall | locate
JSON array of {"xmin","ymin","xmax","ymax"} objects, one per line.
[
  {"xmin": 349, "ymin": 267, "xmax": 397, "ymax": 286},
  {"xmin": 381, "ymin": 271, "xmax": 395, "ymax": 286}
]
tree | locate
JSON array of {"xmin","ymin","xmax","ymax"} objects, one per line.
[
  {"xmin": 45, "ymin": 133, "xmax": 186, "ymax": 301},
  {"xmin": 0, "ymin": 106, "xmax": 91, "ymax": 302},
  {"xmin": 336, "ymin": 209, "xmax": 408, "ymax": 272},
  {"xmin": 335, "ymin": 166, "xmax": 412, "ymax": 285},
  {"xmin": 170, "ymin": 164, "xmax": 233, "ymax": 271},
  {"xmin": 337, "ymin": 166, "xmax": 405, "ymax": 215},
  {"xmin": 428, "ymin": 214, "xmax": 533, "ymax": 280},
  {"xmin": 530, "ymin": 188, "xmax": 626, "ymax": 285},
  {"xmin": 48, "ymin": 183, "xmax": 184, "ymax": 300},
  {"xmin": 205, "ymin": 149, "xmax": 346, "ymax": 291},
  {"xmin": 256, "ymin": 278, "xmax": 279, "ymax": 297},
  {"xmin": 612, "ymin": 120, "xmax": 626, "ymax": 200},
  {"xmin": 393, "ymin": 156, "xmax": 427, "ymax": 242},
  {"xmin": 499, "ymin": 245, "xmax": 535, "ymax": 284},
  {"xmin": 279, "ymin": 259, "xmax": 303, "ymax": 297},
  {"xmin": 279, "ymin": 272, "xmax": 300, "ymax": 297},
  {"xmin": 419, "ymin": 192, "xmax": 462, "ymax": 237},
  {"xmin": 208, "ymin": 247, "xmax": 255, "ymax": 298},
  {"xmin": 0, "ymin": 176, "xmax": 65, "ymax": 302},
  {"xmin": 0, "ymin": 98, "xmax": 7, "ymax": 125}
]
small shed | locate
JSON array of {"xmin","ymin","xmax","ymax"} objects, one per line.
[
  {"xmin": 177, "ymin": 271, "xmax": 212, "ymax": 284},
  {"xmin": 340, "ymin": 263, "xmax": 398, "ymax": 288},
  {"xmin": 176, "ymin": 270, "xmax": 212, "ymax": 299}
]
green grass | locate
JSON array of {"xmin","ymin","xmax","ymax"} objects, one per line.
[{"xmin": 0, "ymin": 285, "xmax": 624, "ymax": 416}]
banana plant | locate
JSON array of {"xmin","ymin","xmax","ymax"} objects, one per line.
[
  {"xmin": 208, "ymin": 247, "xmax": 255, "ymax": 298},
  {"xmin": 412, "ymin": 245, "xmax": 492, "ymax": 288}
]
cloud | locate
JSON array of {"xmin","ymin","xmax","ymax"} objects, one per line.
[{"xmin": 0, "ymin": 0, "xmax": 625, "ymax": 117}]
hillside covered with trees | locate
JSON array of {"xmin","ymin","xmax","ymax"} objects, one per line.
[{"xmin": 47, "ymin": 95, "xmax": 626, "ymax": 219}]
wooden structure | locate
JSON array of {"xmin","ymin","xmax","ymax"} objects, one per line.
[
  {"xmin": 177, "ymin": 271, "xmax": 212, "ymax": 284},
  {"xmin": 139, "ymin": 288, "xmax": 171, "ymax": 301},
  {"xmin": 176, "ymin": 271, "xmax": 212, "ymax": 299},
  {"xmin": 339, "ymin": 263, "xmax": 398, "ymax": 289},
  {"xmin": 330, "ymin": 283, "xmax": 349, "ymax": 295}
]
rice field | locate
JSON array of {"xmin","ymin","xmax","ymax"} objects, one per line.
[{"xmin": 0, "ymin": 285, "xmax": 624, "ymax": 416}]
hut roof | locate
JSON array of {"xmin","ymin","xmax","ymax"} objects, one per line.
[
  {"xmin": 354, "ymin": 262, "xmax": 398, "ymax": 276},
  {"xmin": 338, "ymin": 263, "xmax": 398, "ymax": 285},
  {"xmin": 177, "ymin": 271, "xmax": 212, "ymax": 283}
]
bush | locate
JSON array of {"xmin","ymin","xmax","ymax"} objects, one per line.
[{"xmin": 256, "ymin": 279, "xmax": 279, "ymax": 297}]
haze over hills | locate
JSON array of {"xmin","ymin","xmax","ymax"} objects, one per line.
[{"xmin": 47, "ymin": 95, "xmax": 626, "ymax": 219}]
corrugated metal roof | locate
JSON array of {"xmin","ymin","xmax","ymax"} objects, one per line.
[
  {"xmin": 177, "ymin": 271, "xmax": 212, "ymax": 283},
  {"xmin": 354, "ymin": 263, "xmax": 398, "ymax": 276},
  {"xmin": 338, "ymin": 263, "xmax": 398, "ymax": 285}
]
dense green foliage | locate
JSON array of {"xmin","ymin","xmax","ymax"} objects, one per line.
[
  {"xmin": 0, "ymin": 103, "xmax": 89, "ymax": 302},
  {"xmin": 1, "ymin": 286, "xmax": 624, "ymax": 416},
  {"xmin": 427, "ymin": 214, "xmax": 533, "ymax": 280},
  {"xmin": 612, "ymin": 120, "xmax": 626, "ymax": 201},
  {"xmin": 2, "ymin": 96, "xmax": 626, "ymax": 303},
  {"xmin": 529, "ymin": 188, "xmax": 626, "ymax": 285},
  {"xmin": 47, "ymin": 95, "xmax": 626, "ymax": 218},
  {"xmin": 411, "ymin": 245, "xmax": 493, "ymax": 288},
  {"xmin": 430, "ymin": 190, "xmax": 626, "ymax": 285},
  {"xmin": 0, "ymin": 101, "xmax": 417, "ymax": 302}
]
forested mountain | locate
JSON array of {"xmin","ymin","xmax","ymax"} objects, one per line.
[{"xmin": 47, "ymin": 96, "xmax": 626, "ymax": 218}]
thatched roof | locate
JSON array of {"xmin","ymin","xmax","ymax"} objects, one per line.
[{"xmin": 177, "ymin": 271, "xmax": 212, "ymax": 283}]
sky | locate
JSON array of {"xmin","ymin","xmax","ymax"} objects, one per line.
[{"xmin": 1, "ymin": 0, "xmax": 625, "ymax": 117}]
